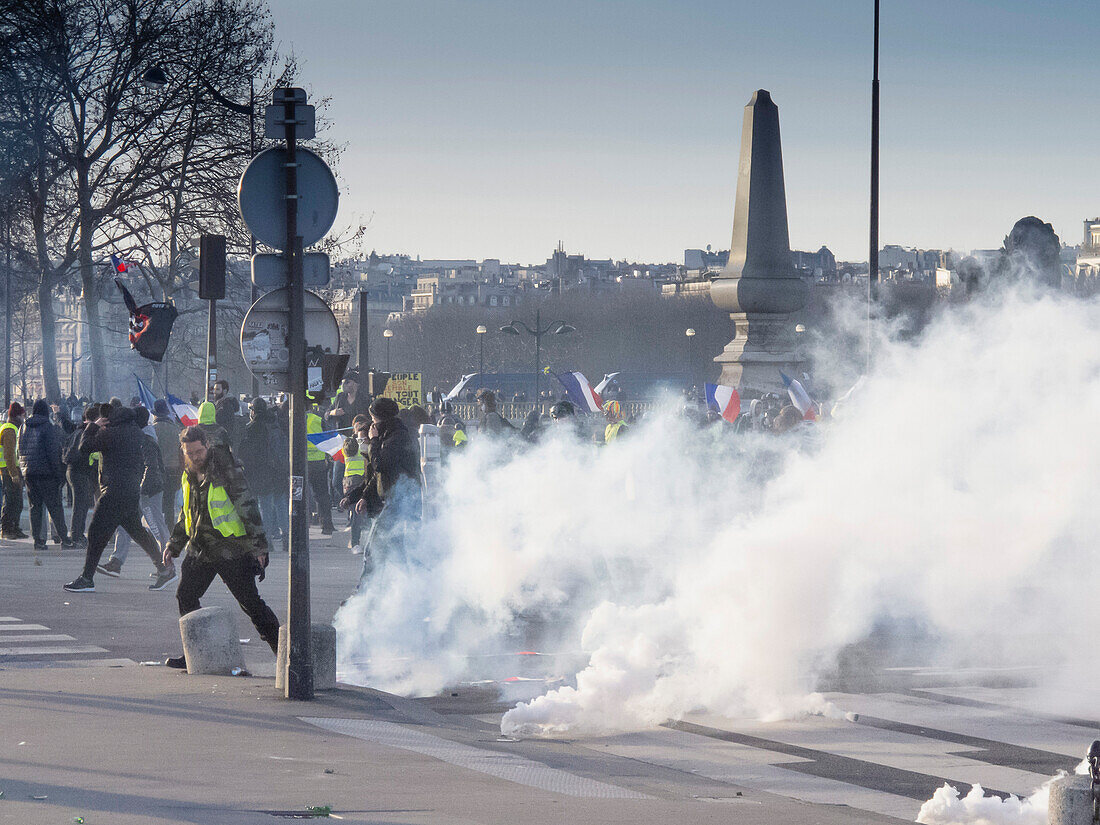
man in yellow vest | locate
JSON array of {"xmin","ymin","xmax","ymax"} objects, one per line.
[
  {"xmin": 306, "ymin": 394, "xmax": 334, "ymax": 534},
  {"xmin": 341, "ymin": 434, "xmax": 367, "ymax": 553},
  {"xmin": 603, "ymin": 399, "xmax": 629, "ymax": 443},
  {"xmin": 161, "ymin": 426, "xmax": 279, "ymax": 667},
  {"xmin": 0, "ymin": 402, "xmax": 26, "ymax": 539}
]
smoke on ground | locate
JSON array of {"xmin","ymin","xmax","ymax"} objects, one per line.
[{"xmin": 335, "ymin": 285, "xmax": 1100, "ymax": 741}]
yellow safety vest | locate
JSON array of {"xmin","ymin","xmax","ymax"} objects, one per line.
[
  {"xmin": 604, "ymin": 421, "xmax": 627, "ymax": 443},
  {"xmin": 0, "ymin": 422, "xmax": 18, "ymax": 469},
  {"xmin": 181, "ymin": 474, "xmax": 246, "ymax": 538},
  {"xmin": 453, "ymin": 430, "xmax": 468, "ymax": 447},
  {"xmin": 344, "ymin": 453, "xmax": 365, "ymax": 478},
  {"xmin": 306, "ymin": 412, "xmax": 325, "ymax": 461}
]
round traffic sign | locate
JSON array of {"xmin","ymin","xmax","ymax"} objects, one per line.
[
  {"xmin": 238, "ymin": 147, "xmax": 339, "ymax": 250},
  {"xmin": 240, "ymin": 288, "xmax": 340, "ymax": 391}
]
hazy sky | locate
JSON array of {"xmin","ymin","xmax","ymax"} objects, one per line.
[{"xmin": 265, "ymin": 0, "xmax": 1097, "ymax": 264}]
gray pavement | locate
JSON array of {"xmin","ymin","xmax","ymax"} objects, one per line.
[{"xmin": 1, "ymin": 522, "xmax": 1095, "ymax": 824}]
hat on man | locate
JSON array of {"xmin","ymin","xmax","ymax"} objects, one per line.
[{"xmin": 369, "ymin": 397, "xmax": 400, "ymax": 420}]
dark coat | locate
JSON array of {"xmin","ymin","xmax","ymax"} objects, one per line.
[
  {"xmin": 78, "ymin": 406, "xmax": 146, "ymax": 497},
  {"xmin": 342, "ymin": 417, "xmax": 422, "ymax": 518},
  {"xmin": 19, "ymin": 414, "xmax": 65, "ymax": 478},
  {"xmin": 140, "ymin": 432, "xmax": 166, "ymax": 497},
  {"xmin": 238, "ymin": 416, "xmax": 277, "ymax": 496}
]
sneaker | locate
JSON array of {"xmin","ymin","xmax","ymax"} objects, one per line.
[
  {"xmin": 10, "ymin": 528, "xmax": 28, "ymax": 539},
  {"xmin": 71, "ymin": 535, "xmax": 87, "ymax": 548},
  {"xmin": 165, "ymin": 655, "xmax": 187, "ymax": 669},
  {"xmin": 61, "ymin": 538, "xmax": 74, "ymax": 549},
  {"xmin": 149, "ymin": 567, "xmax": 178, "ymax": 591},
  {"xmin": 350, "ymin": 544, "xmax": 362, "ymax": 555},
  {"xmin": 33, "ymin": 542, "xmax": 46, "ymax": 553},
  {"xmin": 63, "ymin": 575, "xmax": 95, "ymax": 593},
  {"xmin": 96, "ymin": 558, "xmax": 123, "ymax": 578},
  {"xmin": 51, "ymin": 535, "xmax": 60, "ymax": 545}
]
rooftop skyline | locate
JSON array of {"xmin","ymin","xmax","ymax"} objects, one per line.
[{"xmin": 267, "ymin": 0, "xmax": 1097, "ymax": 264}]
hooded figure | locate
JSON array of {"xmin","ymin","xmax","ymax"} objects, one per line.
[
  {"xmin": 196, "ymin": 401, "xmax": 231, "ymax": 454},
  {"xmin": 19, "ymin": 399, "xmax": 71, "ymax": 550}
]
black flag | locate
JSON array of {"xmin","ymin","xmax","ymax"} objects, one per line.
[{"xmin": 115, "ymin": 279, "xmax": 178, "ymax": 362}]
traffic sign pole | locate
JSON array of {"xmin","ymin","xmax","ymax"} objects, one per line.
[{"xmin": 283, "ymin": 88, "xmax": 313, "ymax": 701}]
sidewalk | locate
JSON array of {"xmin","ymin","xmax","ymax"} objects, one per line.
[{"xmin": 0, "ymin": 660, "xmax": 890, "ymax": 825}]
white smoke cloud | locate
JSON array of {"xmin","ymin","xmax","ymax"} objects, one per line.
[{"xmin": 336, "ymin": 286, "xmax": 1100, "ymax": 741}]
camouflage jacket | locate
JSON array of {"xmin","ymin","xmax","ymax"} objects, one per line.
[{"xmin": 166, "ymin": 451, "xmax": 267, "ymax": 562}]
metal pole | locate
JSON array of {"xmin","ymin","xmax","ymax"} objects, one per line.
[
  {"xmin": 284, "ymin": 90, "xmax": 313, "ymax": 701},
  {"xmin": 871, "ymin": 0, "xmax": 880, "ymax": 288},
  {"xmin": 386, "ymin": 337, "xmax": 390, "ymax": 372},
  {"xmin": 4, "ymin": 214, "xmax": 10, "ymax": 409},
  {"xmin": 534, "ymin": 308, "xmax": 541, "ymax": 404},
  {"xmin": 479, "ymin": 333, "xmax": 484, "ymax": 379},
  {"xmin": 206, "ymin": 298, "xmax": 217, "ymax": 401},
  {"xmin": 357, "ymin": 291, "xmax": 369, "ymax": 373},
  {"xmin": 867, "ymin": 0, "xmax": 880, "ymax": 372},
  {"xmin": 249, "ymin": 76, "xmax": 258, "ymax": 397}
]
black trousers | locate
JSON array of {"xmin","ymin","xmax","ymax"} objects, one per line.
[
  {"xmin": 68, "ymin": 467, "xmax": 94, "ymax": 540},
  {"xmin": 162, "ymin": 469, "xmax": 181, "ymax": 533},
  {"xmin": 25, "ymin": 474, "xmax": 68, "ymax": 545},
  {"xmin": 176, "ymin": 553, "xmax": 280, "ymax": 652},
  {"xmin": 307, "ymin": 461, "xmax": 333, "ymax": 531},
  {"xmin": 1, "ymin": 474, "xmax": 23, "ymax": 533},
  {"xmin": 81, "ymin": 492, "xmax": 162, "ymax": 579}
]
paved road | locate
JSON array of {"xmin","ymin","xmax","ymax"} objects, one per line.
[
  {"xmin": 0, "ymin": 520, "xmax": 362, "ymax": 672},
  {"xmin": 1, "ymin": 524, "xmax": 1096, "ymax": 823}
]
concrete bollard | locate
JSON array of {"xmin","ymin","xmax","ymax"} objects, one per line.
[
  {"xmin": 179, "ymin": 606, "xmax": 245, "ymax": 675},
  {"xmin": 1048, "ymin": 774, "xmax": 1093, "ymax": 825},
  {"xmin": 276, "ymin": 623, "xmax": 338, "ymax": 692}
]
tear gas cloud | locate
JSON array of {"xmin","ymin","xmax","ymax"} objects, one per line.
[{"xmin": 335, "ymin": 285, "xmax": 1100, "ymax": 740}]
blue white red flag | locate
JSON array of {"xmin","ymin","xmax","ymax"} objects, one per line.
[
  {"xmin": 166, "ymin": 392, "xmax": 199, "ymax": 427},
  {"xmin": 307, "ymin": 429, "xmax": 346, "ymax": 463},
  {"xmin": 110, "ymin": 254, "xmax": 128, "ymax": 274},
  {"xmin": 134, "ymin": 374, "xmax": 158, "ymax": 411},
  {"xmin": 779, "ymin": 371, "xmax": 817, "ymax": 420},
  {"xmin": 704, "ymin": 382, "xmax": 741, "ymax": 423},
  {"xmin": 556, "ymin": 371, "xmax": 603, "ymax": 413}
]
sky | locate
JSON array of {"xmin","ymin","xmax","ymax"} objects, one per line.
[{"xmin": 265, "ymin": 0, "xmax": 1098, "ymax": 265}]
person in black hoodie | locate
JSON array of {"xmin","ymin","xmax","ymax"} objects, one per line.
[
  {"xmin": 63, "ymin": 405, "xmax": 98, "ymax": 548},
  {"xmin": 19, "ymin": 399, "xmax": 72, "ymax": 552},
  {"xmin": 342, "ymin": 397, "xmax": 422, "ymax": 586},
  {"xmin": 64, "ymin": 404, "xmax": 167, "ymax": 592}
]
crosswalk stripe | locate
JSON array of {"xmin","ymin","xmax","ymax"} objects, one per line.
[
  {"xmin": 0, "ymin": 624, "xmax": 49, "ymax": 631},
  {"xmin": 0, "ymin": 617, "xmax": 21, "ymax": 622},
  {"xmin": 0, "ymin": 644, "xmax": 108, "ymax": 656},
  {"xmin": 0, "ymin": 634, "xmax": 76, "ymax": 643}
]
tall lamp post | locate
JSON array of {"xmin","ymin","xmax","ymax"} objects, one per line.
[
  {"xmin": 476, "ymin": 325, "xmax": 487, "ymax": 386},
  {"xmin": 685, "ymin": 327, "xmax": 696, "ymax": 390},
  {"xmin": 143, "ymin": 66, "xmax": 258, "ymax": 393},
  {"xmin": 383, "ymin": 328, "xmax": 394, "ymax": 372},
  {"xmin": 500, "ymin": 308, "xmax": 574, "ymax": 403}
]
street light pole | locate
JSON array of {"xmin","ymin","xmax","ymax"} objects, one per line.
[
  {"xmin": 248, "ymin": 75, "xmax": 258, "ymax": 397},
  {"xmin": 476, "ymin": 325, "xmax": 487, "ymax": 381},
  {"xmin": 383, "ymin": 328, "xmax": 393, "ymax": 372},
  {"xmin": 685, "ymin": 327, "xmax": 696, "ymax": 390},
  {"xmin": 4, "ymin": 213, "xmax": 10, "ymax": 409},
  {"xmin": 499, "ymin": 311, "xmax": 575, "ymax": 406}
]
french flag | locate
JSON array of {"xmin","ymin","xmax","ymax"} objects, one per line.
[
  {"xmin": 556, "ymin": 371, "xmax": 603, "ymax": 413},
  {"xmin": 779, "ymin": 371, "xmax": 817, "ymax": 420},
  {"xmin": 307, "ymin": 429, "xmax": 346, "ymax": 462},
  {"xmin": 166, "ymin": 392, "xmax": 199, "ymax": 427},
  {"xmin": 110, "ymin": 254, "xmax": 128, "ymax": 274},
  {"xmin": 704, "ymin": 383, "xmax": 741, "ymax": 423}
]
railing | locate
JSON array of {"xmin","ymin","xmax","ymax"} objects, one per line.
[{"xmin": 442, "ymin": 400, "xmax": 655, "ymax": 424}]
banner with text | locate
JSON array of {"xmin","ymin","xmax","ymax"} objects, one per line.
[{"xmin": 381, "ymin": 372, "xmax": 422, "ymax": 409}]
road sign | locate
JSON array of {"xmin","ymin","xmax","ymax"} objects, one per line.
[
  {"xmin": 264, "ymin": 104, "xmax": 315, "ymax": 140},
  {"xmin": 252, "ymin": 252, "xmax": 330, "ymax": 288},
  {"xmin": 240, "ymin": 288, "xmax": 340, "ymax": 391},
  {"xmin": 238, "ymin": 146, "xmax": 338, "ymax": 250}
]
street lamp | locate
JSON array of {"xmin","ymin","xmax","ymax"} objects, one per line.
[
  {"xmin": 143, "ymin": 65, "xmax": 259, "ymax": 392},
  {"xmin": 685, "ymin": 328, "xmax": 696, "ymax": 390},
  {"xmin": 383, "ymin": 328, "xmax": 394, "ymax": 372},
  {"xmin": 476, "ymin": 325, "xmax": 487, "ymax": 388},
  {"xmin": 499, "ymin": 308, "xmax": 574, "ymax": 403}
]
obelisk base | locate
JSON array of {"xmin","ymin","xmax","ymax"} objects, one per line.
[{"xmin": 714, "ymin": 312, "xmax": 807, "ymax": 397}]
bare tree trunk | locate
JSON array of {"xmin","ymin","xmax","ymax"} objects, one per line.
[
  {"xmin": 77, "ymin": 162, "xmax": 106, "ymax": 398},
  {"xmin": 37, "ymin": 281, "xmax": 61, "ymax": 402}
]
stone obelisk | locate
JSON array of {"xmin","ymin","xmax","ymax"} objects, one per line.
[{"xmin": 711, "ymin": 90, "xmax": 808, "ymax": 395}]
